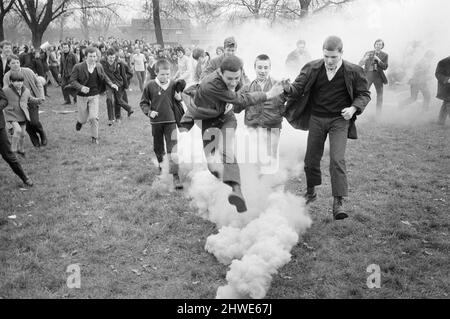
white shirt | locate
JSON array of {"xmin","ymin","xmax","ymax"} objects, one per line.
[
  {"xmin": 87, "ymin": 62, "xmax": 96, "ymax": 73},
  {"xmin": 132, "ymin": 53, "xmax": 146, "ymax": 72},
  {"xmin": 326, "ymin": 59, "xmax": 343, "ymax": 81},
  {"xmin": 155, "ymin": 78, "xmax": 170, "ymax": 91},
  {"xmin": 2, "ymin": 55, "xmax": 8, "ymax": 73}
]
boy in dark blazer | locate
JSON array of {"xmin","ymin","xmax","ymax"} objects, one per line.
[
  {"xmin": 68, "ymin": 47, "xmax": 118, "ymax": 144},
  {"xmin": 283, "ymin": 36, "xmax": 371, "ymax": 220}
]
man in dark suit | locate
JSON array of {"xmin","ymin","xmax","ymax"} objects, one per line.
[
  {"xmin": 60, "ymin": 42, "xmax": 78, "ymax": 105},
  {"xmin": 359, "ymin": 39, "xmax": 388, "ymax": 115},
  {"xmin": 0, "ymin": 88, "xmax": 33, "ymax": 187},
  {"xmin": 0, "ymin": 40, "xmax": 13, "ymax": 87},
  {"xmin": 435, "ymin": 55, "xmax": 450, "ymax": 125},
  {"xmin": 282, "ymin": 36, "xmax": 371, "ymax": 220}
]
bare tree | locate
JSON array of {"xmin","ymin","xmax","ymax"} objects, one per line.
[
  {"xmin": 14, "ymin": 0, "xmax": 73, "ymax": 48},
  {"xmin": 56, "ymin": 12, "xmax": 71, "ymax": 41},
  {"xmin": 143, "ymin": 0, "xmax": 164, "ymax": 45},
  {"xmin": 299, "ymin": 0, "xmax": 312, "ymax": 17},
  {"xmin": 76, "ymin": 0, "xmax": 120, "ymax": 40},
  {"xmin": 0, "ymin": 0, "xmax": 16, "ymax": 42},
  {"xmin": 299, "ymin": 0, "xmax": 355, "ymax": 16},
  {"xmin": 14, "ymin": 0, "xmax": 122, "ymax": 48},
  {"xmin": 90, "ymin": 8, "xmax": 119, "ymax": 38},
  {"xmin": 152, "ymin": 0, "xmax": 163, "ymax": 46}
]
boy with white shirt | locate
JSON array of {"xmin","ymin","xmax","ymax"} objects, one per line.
[
  {"xmin": 140, "ymin": 59, "xmax": 183, "ymax": 190},
  {"xmin": 131, "ymin": 47, "xmax": 147, "ymax": 92},
  {"xmin": 282, "ymin": 36, "xmax": 370, "ymax": 220}
]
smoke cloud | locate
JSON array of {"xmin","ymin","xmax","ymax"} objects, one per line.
[
  {"xmin": 178, "ymin": 122, "xmax": 311, "ymax": 298},
  {"xmin": 203, "ymin": 0, "xmax": 450, "ymax": 125},
  {"xmin": 168, "ymin": 0, "xmax": 449, "ymax": 299}
]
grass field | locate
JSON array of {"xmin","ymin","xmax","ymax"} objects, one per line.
[{"xmin": 0, "ymin": 84, "xmax": 449, "ymax": 299}]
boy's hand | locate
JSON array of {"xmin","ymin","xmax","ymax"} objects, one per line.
[
  {"xmin": 341, "ymin": 106, "xmax": 357, "ymax": 120},
  {"xmin": 266, "ymin": 83, "xmax": 284, "ymax": 100},
  {"xmin": 111, "ymin": 84, "xmax": 119, "ymax": 91},
  {"xmin": 280, "ymin": 78, "xmax": 291, "ymax": 93},
  {"xmin": 149, "ymin": 111, "xmax": 158, "ymax": 119},
  {"xmin": 174, "ymin": 92, "xmax": 182, "ymax": 101},
  {"xmin": 81, "ymin": 86, "xmax": 90, "ymax": 94},
  {"xmin": 224, "ymin": 103, "xmax": 233, "ymax": 114}
]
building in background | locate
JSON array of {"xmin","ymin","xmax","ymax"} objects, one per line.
[{"xmin": 118, "ymin": 19, "xmax": 213, "ymax": 46}]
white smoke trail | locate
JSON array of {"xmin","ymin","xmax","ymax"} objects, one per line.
[{"xmin": 181, "ymin": 120, "xmax": 312, "ymax": 299}]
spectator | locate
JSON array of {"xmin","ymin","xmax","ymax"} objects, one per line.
[
  {"xmin": 435, "ymin": 54, "xmax": 450, "ymax": 125},
  {"xmin": 131, "ymin": 47, "xmax": 147, "ymax": 92},
  {"xmin": 60, "ymin": 42, "xmax": 78, "ymax": 105},
  {"xmin": 359, "ymin": 39, "xmax": 389, "ymax": 115}
]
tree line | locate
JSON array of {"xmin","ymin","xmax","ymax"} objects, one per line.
[{"xmin": 0, "ymin": 0, "xmax": 355, "ymax": 48}]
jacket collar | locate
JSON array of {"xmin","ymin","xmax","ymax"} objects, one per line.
[
  {"xmin": 9, "ymin": 83, "xmax": 25, "ymax": 97},
  {"xmin": 251, "ymin": 76, "xmax": 274, "ymax": 90}
]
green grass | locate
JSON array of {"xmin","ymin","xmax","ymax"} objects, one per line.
[{"xmin": 0, "ymin": 85, "xmax": 449, "ymax": 299}]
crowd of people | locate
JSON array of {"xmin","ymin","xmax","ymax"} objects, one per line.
[{"xmin": 1, "ymin": 33, "xmax": 449, "ymax": 220}]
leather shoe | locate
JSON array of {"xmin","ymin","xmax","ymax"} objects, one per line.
[
  {"xmin": 333, "ymin": 196, "xmax": 348, "ymax": 220},
  {"xmin": 76, "ymin": 122, "xmax": 82, "ymax": 131},
  {"xmin": 40, "ymin": 133, "xmax": 48, "ymax": 146},
  {"xmin": 173, "ymin": 174, "xmax": 183, "ymax": 190},
  {"xmin": 23, "ymin": 178, "xmax": 33, "ymax": 187},
  {"xmin": 304, "ymin": 192, "xmax": 317, "ymax": 205},
  {"xmin": 228, "ymin": 183, "xmax": 247, "ymax": 213}
]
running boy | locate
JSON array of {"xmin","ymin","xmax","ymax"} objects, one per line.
[{"xmin": 140, "ymin": 59, "xmax": 183, "ymax": 190}]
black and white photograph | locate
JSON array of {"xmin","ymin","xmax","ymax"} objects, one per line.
[{"xmin": 0, "ymin": 0, "xmax": 449, "ymax": 303}]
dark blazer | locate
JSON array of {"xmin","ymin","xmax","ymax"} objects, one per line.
[
  {"xmin": 100, "ymin": 59, "xmax": 133, "ymax": 89},
  {"xmin": 283, "ymin": 59, "xmax": 371, "ymax": 139},
  {"xmin": 120, "ymin": 61, "xmax": 133, "ymax": 90},
  {"xmin": 182, "ymin": 70, "xmax": 266, "ymax": 120},
  {"xmin": 66, "ymin": 61, "xmax": 115, "ymax": 95},
  {"xmin": 435, "ymin": 56, "xmax": 450, "ymax": 101},
  {"xmin": 19, "ymin": 52, "xmax": 34, "ymax": 69},
  {"xmin": 0, "ymin": 58, "xmax": 11, "ymax": 88},
  {"xmin": 359, "ymin": 50, "xmax": 389, "ymax": 84},
  {"xmin": 60, "ymin": 52, "xmax": 78, "ymax": 79},
  {"xmin": 0, "ymin": 88, "xmax": 8, "ymax": 129}
]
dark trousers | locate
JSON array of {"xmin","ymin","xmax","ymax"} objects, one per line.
[
  {"xmin": 152, "ymin": 122, "xmax": 179, "ymax": 175},
  {"xmin": 438, "ymin": 100, "xmax": 450, "ymax": 125},
  {"xmin": 0, "ymin": 127, "xmax": 27, "ymax": 182},
  {"xmin": 123, "ymin": 89, "xmax": 129, "ymax": 103},
  {"xmin": 61, "ymin": 76, "xmax": 77, "ymax": 103},
  {"xmin": 201, "ymin": 112, "xmax": 241, "ymax": 185},
  {"xmin": 367, "ymin": 71, "xmax": 384, "ymax": 114},
  {"xmin": 49, "ymin": 66, "xmax": 60, "ymax": 85},
  {"xmin": 400, "ymin": 82, "xmax": 431, "ymax": 110},
  {"xmin": 26, "ymin": 103, "xmax": 46, "ymax": 147},
  {"xmin": 304, "ymin": 115, "xmax": 349, "ymax": 197},
  {"xmin": 106, "ymin": 87, "xmax": 133, "ymax": 121}
]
